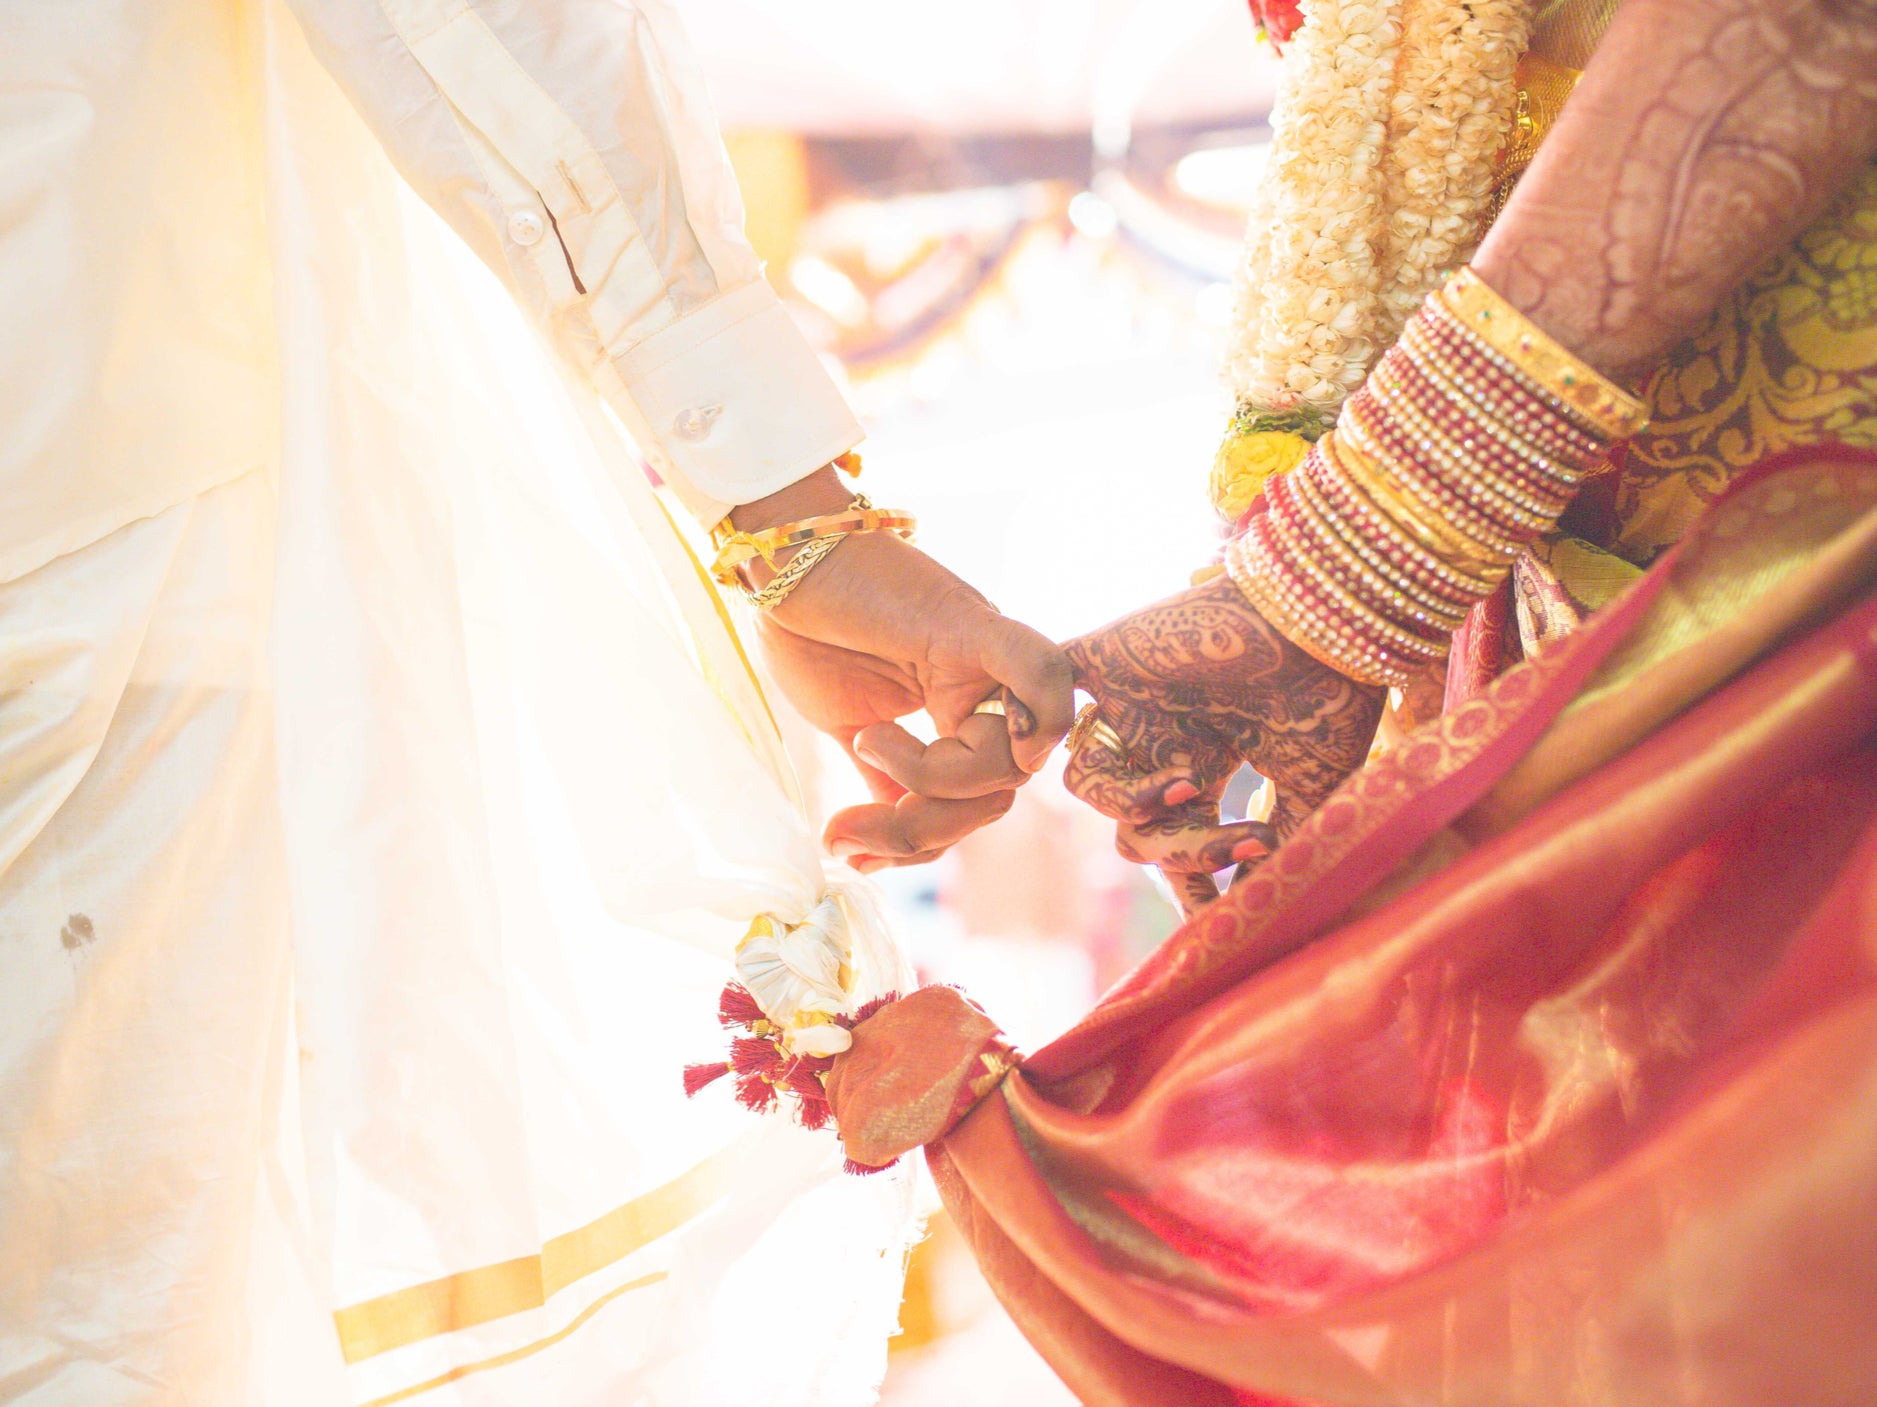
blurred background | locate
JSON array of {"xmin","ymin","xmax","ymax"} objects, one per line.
[{"xmin": 683, "ymin": 2, "xmax": 1283, "ymax": 1396}]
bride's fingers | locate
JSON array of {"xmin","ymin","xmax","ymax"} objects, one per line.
[
  {"xmin": 852, "ymin": 716, "xmax": 1023, "ymax": 799},
  {"xmin": 1114, "ymin": 816, "xmax": 1276, "ymax": 874},
  {"xmin": 1170, "ymin": 870, "xmax": 1221, "ymax": 919},
  {"xmin": 1062, "ymin": 723, "xmax": 1199, "ymax": 820},
  {"xmin": 1064, "ymin": 754, "xmax": 1203, "ymax": 824}
]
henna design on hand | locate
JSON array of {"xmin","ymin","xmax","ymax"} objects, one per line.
[
  {"xmin": 1480, "ymin": 0, "xmax": 1877, "ymax": 375},
  {"xmin": 1064, "ymin": 573, "xmax": 1385, "ymax": 910}
]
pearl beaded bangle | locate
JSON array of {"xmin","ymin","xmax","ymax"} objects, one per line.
[{"xmin": 1219, "ymin": 265, "xmax": 1648, "ymax": 685}]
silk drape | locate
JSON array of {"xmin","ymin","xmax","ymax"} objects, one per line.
[{"xmin": 865, "ymin": 449, "xmax": 1877, "ymax": 1406}]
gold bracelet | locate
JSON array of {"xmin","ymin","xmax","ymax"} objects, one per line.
[
  {"xmin": 1324, "ymin": 457, "xmax": 1503, "ymax": 597},
  {"xmin": 1327, "ymin": 429, "xmax": 1518, "ymax": 574},
  {"xmin": 1437, "ymin": 268, "xmax": 1650, "ymax": 441},
  {"xmin": 748, "ymin": 533, "xmax": 846, "ymax": 611},
  {"xmin": 1340, "ymin": 397, "xmax": 1551, "ymax": 544},
  {"xmin": 710, "ymin": 493, "xmax": 916, "ymax": 586},
  {"xmin": 1225, "ymin": 531, "xmax": 1425, "ymax": 688}
]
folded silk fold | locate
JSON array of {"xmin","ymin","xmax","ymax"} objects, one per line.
[{"xmin": 824, "ymin": 446, "xmax": 1877, "ymax": 1407}]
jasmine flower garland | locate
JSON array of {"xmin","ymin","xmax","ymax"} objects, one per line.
[{"xmin": 1213, "ymin": 0, "xmax": 1537, "ymax": 522}]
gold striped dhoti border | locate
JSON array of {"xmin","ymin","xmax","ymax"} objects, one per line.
[
  {"xmin": 333, "ymin": 1139, "xmax": 749, "ymax": 1366},
  {"xmin": 356, "ymin": 1272, "xmax": 668, "ymax": 1407}
]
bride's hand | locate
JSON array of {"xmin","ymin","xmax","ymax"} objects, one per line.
[{"xmin": 1062, "ymin": 571, "xmax": 1385, "ymax": 913}]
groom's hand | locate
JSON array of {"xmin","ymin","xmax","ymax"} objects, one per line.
[
  {"xmin": 734, "ymin": 467, "xmax": 1073, "ymax": 871},
  {"xmin": 1062, "ymin": 572, "xmax": 1385, "ymax": 914}
]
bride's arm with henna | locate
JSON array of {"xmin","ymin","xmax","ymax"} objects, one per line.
[
  {"xmin": 1477, "ymin": 0, "xmax": 1877, "ymax": 377},
  {"xmin": 1065, "ymin": 0, "xmax": 1877, "ymax": 902}
]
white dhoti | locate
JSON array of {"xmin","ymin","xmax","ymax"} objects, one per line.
[{"xmin": 0, "ymin": 7, "xmax": 914, "ymax": 1404}]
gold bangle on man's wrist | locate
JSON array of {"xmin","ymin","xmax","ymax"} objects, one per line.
[
  {"xmin": 746, "ymin": 534, "xmax": 846, "ymax": 611},
  {"xmin": 710, "ymin": 494, "xmax": 916, "ymax": 585},
  {"xmin": 709, "ymin": 491, "xmax": 918, "ymax": 612}
]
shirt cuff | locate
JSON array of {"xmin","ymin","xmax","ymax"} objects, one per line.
[{"xmin": 604, "ymin": 279, "xmax": 862, "ymax": 524}]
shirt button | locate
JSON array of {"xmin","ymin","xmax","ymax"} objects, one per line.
[
  {"xmin": 672, "ymin": 404, "xmax": 723, "ymax": 442},
  {"xmin": 508, "ymin": 210, "xmax": 545, "ymax": 246}
]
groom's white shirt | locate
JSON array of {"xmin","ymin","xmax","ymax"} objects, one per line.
[{"xmin": 0, "ymin": 0, "xmax": 859, "ymax": 585}]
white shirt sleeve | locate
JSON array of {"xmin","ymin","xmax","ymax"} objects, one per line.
[{"xmin": 284, "ymin": 0, "xmax": 861, "ymax": 523}]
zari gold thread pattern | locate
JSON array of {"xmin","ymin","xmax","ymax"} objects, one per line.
[{"xmin": 1621, "ymin": 162, "xmax": 1877, "ymax": 559}]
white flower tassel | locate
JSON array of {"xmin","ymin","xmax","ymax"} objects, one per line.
[{"xmin": 733, "ymin": 876, "xmax": 908, "ymax": 1057}]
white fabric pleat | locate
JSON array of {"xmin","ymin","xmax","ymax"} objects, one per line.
[
  {"xmin": 258, "ymin": 5, "xmax": 917, "ymax": 1403},
  {"xmin": 0, "ymin": 4, "xmax": 914, "ymax": 1403}
]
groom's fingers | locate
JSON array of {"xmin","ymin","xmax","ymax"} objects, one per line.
[
  {"xmin": 852, "ymin": 717, "xmax": 1022, "ymax": 799},
  {"xmin": 979, "ymin": 618, "xmax": 1075, "ymax": 774},
  {"xmin": 823, "ymin": 789, "xmax": 1017, "ymax": 866},
  {"xmin": 841, "ymin": 736, "xmax": 909, "ymax": 805}
]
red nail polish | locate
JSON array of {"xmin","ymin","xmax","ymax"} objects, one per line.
[
  {"xmin": 1232, "ymin": 838, "xmax": 1266, "ymax": 863},
  {"xmin": 1163, "ymin": 780, "xmax": 1199, "ymax": 806}
]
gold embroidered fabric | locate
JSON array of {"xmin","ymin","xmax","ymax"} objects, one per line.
[
  {"xmin": 1528, "ymin": 0, "xmax": 1620, "ymax": 71},
  {"xmin": 1492, "ymin": 0, "xmax": 1877, "ymax": 564},
  {"xmin": 1621, "ymin": 165, "xmax": 1877, "ymax": 557},
  {"xmin": 1484, "ymin": 53, "xmax": 1582, "ymax": 224}
]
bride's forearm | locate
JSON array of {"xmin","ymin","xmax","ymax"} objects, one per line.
[{"xmin": 1475, "ymin": 0, "xmax": 1877, "ymax": 378}]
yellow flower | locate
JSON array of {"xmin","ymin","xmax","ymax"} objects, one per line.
[{"xmin": 1209, "ymin": 429, "xmax": 1311, "ymax": 520}]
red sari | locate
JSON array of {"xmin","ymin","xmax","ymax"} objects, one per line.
[{"xmin": 833, "ymin": 448, "xmax": 1877, "ymax": 1405}]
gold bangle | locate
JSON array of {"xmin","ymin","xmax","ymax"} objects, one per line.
[
  {"xmin": 748, "ymin": 533, "xmax": 845, "ymax": 611},
  {"xmin": 1224, "ymin": 534, "xmax": 1418, "ymax": 688},
  {"xmin": 1437, "ymin": 268, "xmax": 1650, "ymax": 441},
  {"xmin": 1259, "ymin": 500, "xmax": 1451, "ymax": 660},
  {"xmin": 1339, "ymin": 400, "xmax": 1549, "ymax": 545},
  {"xmin": 1286, "ymin": 470, "xmax": 1471, "ymax": 630},
  {"xmin": 1326, "ymin": 430, "xmax": 1517, "ymax": 575},
  {"xmin": 709, "ymin": 494, "xmax": 916, "ymax": 586},
  {"xmin": 1301, "ymin": 452, "xmax": 1498, "ymax": 600},
  {"xmin": 1326, "ymin": 461, "xmax": 1502, "ymax": 597}
]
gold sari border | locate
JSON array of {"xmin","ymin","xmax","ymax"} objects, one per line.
[{"xmin": 334, "ymin": 1140, "xmax": 748, "ymax": 1365}]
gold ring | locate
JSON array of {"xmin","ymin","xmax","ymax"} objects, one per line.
[
  {"xmin": 1065, "ymin": 701, "xmax": 1098, "ymax": 753},
  {"xmin": 972, "ymin": 695, "xmax": 1007, "ymax": 718},
  {"xmin": 1086, "ymin": 717, "xmax": 1125, "ymax": 757}
]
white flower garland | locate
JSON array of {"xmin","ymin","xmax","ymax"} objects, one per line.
[
  {"xmin": 1374, "ymin": 0, "xmax": 1534, "ymax": 338},
  {"xmin": 1223, "ymin": 0, "xmax": 1537, "ymax": 425},
  {"xmin": 1226, "ymin": 0, "xmax": 1403, "ymax": 417}
]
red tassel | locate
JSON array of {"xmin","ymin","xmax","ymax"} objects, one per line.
[
  {"xmin": 786, "ymin": 1066, "xmax": 833, "ymax": 1130},
  {"xmin": 682, "ymin": 1061, "xmax": 731, "ymax": 1098},
  {"xmin": 685, "ymin": 979, "xmax": 912, "ymax": 1176},
  {"xmin": 717, "ymin": 984, "xmax": 766, "ymax": 1028},
  {"xmin": 729, "ymin": 1035, "xmax": 783, "ymax": 1077},
  {"xmin": 734, "ymin": 1070, "xmax": 779, "ymax": 1114},
  {"xmin": 848, "ymin": 993, "xmax": 898, "ymax": 1027}
]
